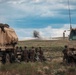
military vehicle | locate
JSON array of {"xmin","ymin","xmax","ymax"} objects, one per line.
[
  {"xmin": 0, "ymin": 23, "xmax": 18, "ymax": 64},
  {"xmin": 63, "ymin": 27, "xmax": 76, "ymax": 64},
  {"xmin": 68, "ymin": 28, "xmax": 76, "ymax": 49},
  {"xmin": 66, "ymin": 0, "xmax": 76, "ymax": 52}
]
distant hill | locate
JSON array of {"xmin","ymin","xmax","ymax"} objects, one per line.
[
  {"xmin": 19, "ymin": 37, "xmax": 68, "ymax": 42},
  {"xmin": 18, "ymin": 38, "xmax": 68, "ymax": 47}
]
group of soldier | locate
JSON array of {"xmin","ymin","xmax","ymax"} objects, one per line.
[
  {"xmin": 1, "ymin": 45, "xmax": 76, "ymax": 64},
  {"xmin": 1, "ymin": 46, "xmax": 46, "ymax": 64},
  {"xmin": 62, "ymin": 45, "xmax": 76, "ymax": 64},
  {"xmin": 14, "ymin": 46, "xmax": 46, "ymax": 63}
]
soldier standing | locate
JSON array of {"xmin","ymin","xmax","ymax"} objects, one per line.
[
  {"xmin": 39, "ymin": 47, "xmax": 44, "ymax": 61},
  {"xmin": 62, "ymin": 45, "xmax": 68, "ymax": 63},
  {"xmin": 72, "ymin": 48, "xmax": 76, "ymax": 64},
  {"xmin": 15, "ymin": 46, "xmax": 23, "ymax": 62},
  {"xmin": 15, "ymin": 46, "xmax": 18, "ymax": 57},
  {"xmin": 30, "ymin": 47, "xmax": 35, "ymax": 62},
  {"xmin": 23, "ymin": 46, "xmax": 28, "ymax": 62},
  {"xmin": 35, "ymin": 48, "xmax": 40, "ymax": 61},
  {"xmin": 67, "ymin": 49, "xmax": 74, "ymax": 65},
  {"xmin": 19, "ymin": 47, "xmax": 23, "ymax": 61},
  {"xmin": 28, "ymin": 49, "xmax": 31, "ymax": 62}
]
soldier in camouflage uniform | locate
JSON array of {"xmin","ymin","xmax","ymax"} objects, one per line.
[
  {"xmin": 15, "ymin": 46, "xmax": 23, "ymax": 62},
  {"xmin": 73, "ymin": 50, "xmax": 76, "ymax": 64},
  {"xmin": 23, "ymin": 46, "xmax": 28, "ymax": 62},
  {"xmin": 67, "ymin": 49, "xmax": 74, "ymax": 64},
  {"xmin": 28, "ymin": 49, "xmax": 31, "ymax": 62},
  {"xmin": 38, "ymin": 47, "xmax": 45, "ymax": 61},
  {"xmin": 35, "ymin": 48, "xmax": 40, "ymax": 61},
  {"xmin": 30, "ymin": 47, "xmax": 35, "ymax": 62},
  {"xmin": 62, "ymin": 45, "xmax": 68, "ymax": 63},
  {"xmin": 69, "ymin": 48, "xmax": 76, "ymax": 64}
]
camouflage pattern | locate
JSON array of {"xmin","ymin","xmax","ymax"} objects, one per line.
[
  {"xmin": 15, "ymin": 46, "xmax": 23, "ymax": 62},
  {"xmin": 35, "ymin": 48, "xmax": 40, "ymax": 61},
  {"xmin": 23, "ymin": 46, "xmax": 28, "ymax": 62},
  {"xmin": 63, "ymin": 45, "xmax": 76, "ymax": 64},
  {"xmin": 30, "ymin": 47, "xmax": 35, "ymax": 62},
  {"xmin": 38, "ymin": 47, "xmax": 44, "ymax": 61},
  {"xmin": 62, "ymin": 45, "xmax": 68, "ymax": 63}
]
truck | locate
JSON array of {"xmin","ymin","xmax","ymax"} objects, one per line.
[{"xmin": 0, "ymin": 23, "xmax": 18, "ymax": 64}]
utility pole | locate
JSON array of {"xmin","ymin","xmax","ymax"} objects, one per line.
[{"xmin": 68, "ymin": 0, "xmax": 72, "ymax": 30}]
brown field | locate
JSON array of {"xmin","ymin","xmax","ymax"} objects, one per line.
[
  {"xmin": 0, "ymin": 39, "xmax": 76, "ymax": 75},
  {"xmin": 17, "ymin": 39, "xmax": 68, "ymax": 47}
]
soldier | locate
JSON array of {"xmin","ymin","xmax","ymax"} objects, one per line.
[
  {"xmin": 23, "ymin": 46, "xmax": 28, "ymax": 62},
  {"xmin": 35, "ymin": 48, "xmax": 40, "ymax": 61},
  {"xmin": 62, "ymin": 45, "xmax": 68, "ymax": 63},
  {"xmin": 72, "ymin": 49, "xmax": 76, "ymax": 64},
  {"xmin": 30, "ymin": 47, "xmax": 35, "ymax": 62},
  {"xmin": 19, "ymin": 47, "xmax": 23, "ymax": 61},
  {"xmin": 15, "ymin": 46, "xmax": 19, "ymax": 62},
  {"xmin": 28, "ymin": 49, "xmax": 31, "ymax": 62},
  {"xmin": 67, "ymin": 49, "xmax": 74, "ymax": 64},
  {"xmin": 39, "ymin": 47, "xmax": 45, "ymax": 61},
  {"xmin": 15, "ymin": 46, "xmax": 23, "ymax": 62},
  {"xmin": 15, "ymin": 46, "xmax": 19, "ymax": 56}
]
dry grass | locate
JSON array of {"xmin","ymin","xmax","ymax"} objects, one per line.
[
  {"xmin": 0, "ymin": 39, "xmax": 76, "ymax": 75},
  {"xmin": 17, "ymin": 40, "xmax": 67, "ymax": 47}
]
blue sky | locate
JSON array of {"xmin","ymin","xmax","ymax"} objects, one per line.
[{"xmin": 0, "ymin": 0, "xmax": 76, "ymax": 40}]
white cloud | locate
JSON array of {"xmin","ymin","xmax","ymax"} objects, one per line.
[
  {"xmin": 0, "ymin": 0, "xmax": 76, "ymax": 22},
  {"xmin": 0, "ymin": 0, "xmax": 75, "ymax": 36},
  {"xmin": 13, "ymin": 24, "xmax": 76, "ymax": 40},
  {"xmin": 0, "ymin": 16, "xmax": 8, "ymax": 23}
]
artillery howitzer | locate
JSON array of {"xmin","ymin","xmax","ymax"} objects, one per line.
[
  {"xmin": 63, "ymin": 28, "xmax": 76, "ymax": 64},
  {"xmin": 0, "ymin": 23, "xmax": 18, "ymax": 64},
  {"xmin": 68, "ymin": 28, "xmax": 76, "ymax": 50}
]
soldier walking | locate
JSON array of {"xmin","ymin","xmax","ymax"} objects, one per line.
[{"xmin": 67, "ymin": 48, "xmax": 74, "ymax": 65}]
